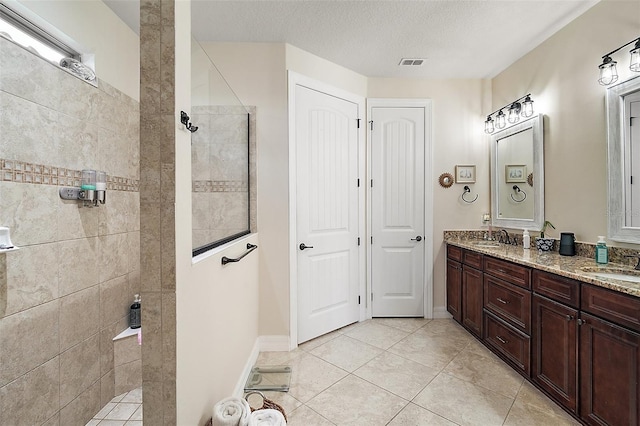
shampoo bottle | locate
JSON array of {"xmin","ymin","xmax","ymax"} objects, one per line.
[
  {"xmin": 129, "ymin": 294, "xmax": 141, "ymax": 329},
  {"xmin": 523, "ymin": 229, "xmax": 530, "ymax": 249},
  {"xmin": 595, "ymin": 236, "xmax": 609, "ymax": 265}
]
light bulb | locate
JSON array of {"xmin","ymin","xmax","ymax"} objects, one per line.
[
  {"xmin": 521, "ymin": 96, "xmax": 534, "ymax": 117},
  {"xmin": 496, "ymin": 110, "xmax": 506, "ymax": 129},
  {"xmin": 484, "ymin": 116, "xmax": 494, "ymax": 134},
  {"xmin": 630, "ymin": 40, "xmax": 640, "ymax": 72},
  {"xmin": 508, "ymin": 102, "xmax": 521, "ymax": 124},
  {"xmin": 599, "ymin": 56, "xmax": 618, "ymax": 86}
]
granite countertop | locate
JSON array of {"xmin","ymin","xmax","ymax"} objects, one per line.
[{"xmin": 446, "ymin": 238, "xmax": 640, "ymax": 298}]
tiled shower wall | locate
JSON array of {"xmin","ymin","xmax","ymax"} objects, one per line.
[
  {"xmin": 191, "ymin": 106, "xmax": 255, "ymax": 249},
  {"xmin": 0, "ymin": 36, "xmax": 140, "ymax": 425}
]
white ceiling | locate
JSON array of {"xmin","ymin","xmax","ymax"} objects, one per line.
[{"xmin": 105, "ymin": 0, "xmax": 599, "ymax": 79}]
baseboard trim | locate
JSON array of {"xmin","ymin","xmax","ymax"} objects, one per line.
[
  {"xmin": 232, "ymin": 339, "xmax": 260, "ymax": 397},
  {"xmin": 258, "ymin": 335, "xmax": 291, "ymax": 352},
  {"xmin": 432, "ymin": 306, "xmax": 452, "ymax": 319}
]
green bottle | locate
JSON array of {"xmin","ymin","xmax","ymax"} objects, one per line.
[{"xmin": 595, "ymin": 236, "xmax": 608, "ymax": 265}]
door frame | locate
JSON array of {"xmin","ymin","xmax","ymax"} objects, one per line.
[
  {"xmin": 366, "ymin": 98, "xmax": 433, "ymax": 319},
  {"xmin": 288, "ymin": 71, "xmax": 367, "ymax": 349}
]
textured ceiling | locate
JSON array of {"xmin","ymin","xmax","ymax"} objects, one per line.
[{"xmin": 105, "ymin": 0, "xmax": 599, "ymax": 79}]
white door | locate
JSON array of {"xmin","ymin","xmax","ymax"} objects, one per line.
[
  {"xmin": 296, "ymin": 85, "xmax": 361, "ymax": 343},
  {"xmin": 371, "ymin": 106, "xmax": 426, "ymax": 317}
]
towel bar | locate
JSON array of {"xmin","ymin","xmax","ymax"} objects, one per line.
[{"xmin": 221, "ymin": 243, "xmax": 258, "ymax": 265}]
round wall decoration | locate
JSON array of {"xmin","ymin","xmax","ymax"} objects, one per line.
[{"xmin": 439, "ymin": 173, "xmax": 454, "ymax": 188}]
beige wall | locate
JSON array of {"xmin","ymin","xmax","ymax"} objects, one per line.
[
  {"xmin": 368, "ymin": 78, "xmax": 491, "ymax": 312},
  {"xmin": 16, "ymin": 0, "xmax": 140, "ymax": 101},
  {"xmin": 492, "ymin": 0, "xmax": 640, "ymax": 246}
]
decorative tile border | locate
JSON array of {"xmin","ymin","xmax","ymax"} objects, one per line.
[
  {"xmin": 1, "ymin": 159, "xmax": 139, "ymax": 192},
  {"xmin": 192, "ymin": 180, "xmax": 248, "ymax": 193}
]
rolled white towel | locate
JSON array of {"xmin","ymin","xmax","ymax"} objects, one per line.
[
  {"xmin": 248, "ymin": 409, "xmax": 286, "ymax": 426},
  {"xmin": 212, "ymin": 397, "xmax": 250, "ymax": 426}
]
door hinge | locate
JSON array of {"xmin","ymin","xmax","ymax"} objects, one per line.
[
  {"xmin": 369, "ymin": 120, "xmax": 374, "ymax": 131},
  {"xmin": 371, "ymin": 236, "xmax": 373, "ymax": 244},
  {"xmin": 358, "ymin": 237, "xmax": 361, "ymax": 246},
  {"xmin": 358, "ymin": 295, "xmax": 361, "ymax": 305},
  {"xmin": 357, "ymin": 118, "xmax": 361, "ymax": 128},
  {"xmin": 371, "ymin": 179, "xmax": 373, "ymax": 188},
  {"xmin": 357, "ymin": 178, "xmax": 360, "ymax": 187},
  {"xmin": 371, "ymin": 293, "xmax": 374, "ymax": 301}
]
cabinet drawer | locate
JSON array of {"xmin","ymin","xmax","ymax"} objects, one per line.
[
  {"xmin": 582, "ymin": 284, "xmax": 640, "ymax": 333},
  {"xmin": 484, "ymin": 312, "xmax": 531, "ymax": 376},
  {"xmin": 484, "ymin": 275, "xmax": 531, "ymax": 334},
  {"xmin": 462, "ymin": 250, "xmax": 483, "ymax": 269},
  {"xmin": 484, "ymin": 256, "xmax": 531, "ymax": 289},
  {"xmin": 533, "ymin": 270, "xmax": 580, "ymax": 309},
  {"xmin": 447, "ymin": 244, "xmax": 463, "ymax": 262}
]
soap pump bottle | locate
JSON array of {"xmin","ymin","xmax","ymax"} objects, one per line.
[
  {"xmin": 595, "ymin": 236, "xmax": 609, "ymax": 265},
  {"xmin": 522, "ymin": 229, "xmax": 530, "ymax": 249},
  {"xmin": 129, "ymin": 294, "xmax": 141, "ymax": 329}
]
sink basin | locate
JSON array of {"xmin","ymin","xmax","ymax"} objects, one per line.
[
  {"xmin": 470, "ymin": 241, "xmax": 501, "ymax": 248},
  {"xmin": 580, "ymin": 267, "xmax": 640, "ymax": 283}
]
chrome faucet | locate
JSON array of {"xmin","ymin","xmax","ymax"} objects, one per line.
[{"xmin": 500, "ymin": 229, "xmax": 511, "ymax": 245}]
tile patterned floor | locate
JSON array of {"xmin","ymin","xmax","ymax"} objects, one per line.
[
  {"xmin": 85, "ymin": 387, "xmax": 142, "ymax": 426},
  {"xmin": 86, "ymin": 319, "xmax": 580, "ymax": 425},
  {"xmin": 254, "ymin": 318, "xmax": 581, "ymax": 426}
]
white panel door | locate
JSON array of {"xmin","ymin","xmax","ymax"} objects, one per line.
[
  {"xmin": 371, "ymin": 107, "xmax": 425, "ymax": 317},
  {"xmin": 296, "ymin": 85, "xmax": 360, "ymax": 343}
]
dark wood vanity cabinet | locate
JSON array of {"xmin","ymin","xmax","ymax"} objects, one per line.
[
  {"xmin": 446, "ymin": 258, "xmax": 462, "ymax": 323},
  {"xmin": 532, "ymin": 271, "xmax": 580, "ymax": 414},
  {"xmin": 462, "ymin": 264, "xmax": 483, "ymax": 338},
  {"xmin": 579, "ymin": 285, "xmax": 640, "ymax": 426},
  {"xmin": 446, "ymin": 243, "xmax": 640, "ymax": 425},
  {"xmin": 446, "ymin": 245, "xmax": 463, "ymax": 322}
]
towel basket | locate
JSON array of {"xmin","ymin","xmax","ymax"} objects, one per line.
[{"xmin": 245, "ymin": 390, "xmax": 288, "ymax": 422}]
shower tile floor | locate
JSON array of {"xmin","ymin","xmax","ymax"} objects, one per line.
[
  {"xmin": 86, "ymin": 387, "xmax": 142, "ymax": 425},
  {"xmin": 86, "ymin": 319, "xmax": 579, "ymax": 425}
]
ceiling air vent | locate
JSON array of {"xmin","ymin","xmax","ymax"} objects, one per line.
[{"xmin": 399, "ymin": 58, "xmax": 425, "ymax": 66}]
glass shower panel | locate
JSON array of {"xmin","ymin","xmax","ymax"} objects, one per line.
[{"xmin": 191, "ymin": 37, "xmax": 251, "ymax": 255}]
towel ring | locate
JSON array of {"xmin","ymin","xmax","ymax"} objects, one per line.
[
  {"xmin": 511, "ymin": 185, "xmax": 527, "ymax": 202},
  {"xmin": 462, "ymin": 185, "xmax": 478, "ymax": 203}
]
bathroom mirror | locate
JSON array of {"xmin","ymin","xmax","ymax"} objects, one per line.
[
  {"xmin": 491, "ymin": 114, "xmax": 544, "ymax": 230},
  {"xmin": 607, "ymin": 76, "xmax": 640, "ymax": 243},
  {"xmin": 191, "ymin": 37, "xmax": 256, "ymax": 256}
]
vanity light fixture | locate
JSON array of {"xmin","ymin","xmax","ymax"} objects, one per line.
[
  {"xmin": 598, "ymin": 37, "xmax": 640, "ymax": 85},
  {"xmin": 484, "ymin": 94, "xmax": 534, "ymax": 134}
]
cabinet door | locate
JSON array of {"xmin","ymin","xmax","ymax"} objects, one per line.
[
  {"xmin": 580, "ymin": 313, "xmax": 640, "ymax": 426},
  {"xmin": 447, "ymin": 259, "xmax": 462, "ymax": 323},
  {"xmin": 462, "ymin": 265, "xmax": 483, "ymax": 338},
  {"xmin": 532, "ymin": 294, "xmax": 578, "ymax": 413}
]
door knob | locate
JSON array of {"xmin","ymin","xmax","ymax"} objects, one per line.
[
  {"xmin": 411, "ymin": 236, "xmax": 423, "ymax": 242},
  {"xmin": 299, "ymin": 243, "xmax": 314, "ymax": 251}
]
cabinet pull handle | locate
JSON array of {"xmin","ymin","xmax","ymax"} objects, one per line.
[
  {"xmin": 566, "ymin": 315, "xmax": 574, "ymax": 321},
  {"xmin": 496, "ymin": 297, "xmax": 509, "ymax": 304},
  {"xmin": 496, "ymin": 336, "xmax": 508, "ymax": 344},
  {"xmin": 577, "ymin": 318, "xmax": 587, "ymax": 326}
]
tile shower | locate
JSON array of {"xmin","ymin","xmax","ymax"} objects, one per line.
[{"xmin": 0, "ymin": 34, "xmax": 141, "ymax": 425}]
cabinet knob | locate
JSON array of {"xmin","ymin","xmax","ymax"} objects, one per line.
[
  {"xmin": 566, "ymin": 315, "xmax": 574, "ymax": 321},
  {"xmin": 577, "ymin": 318, "xmax": 587, "ymax": 326}
]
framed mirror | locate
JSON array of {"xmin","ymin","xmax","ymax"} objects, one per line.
[
  {"xmin": 607, "ymin": 76, "xmax": 640, "ymax": 243},
  {"xmin": 491, "ymin": 114, "xmax": 544, "ymax": 230}
]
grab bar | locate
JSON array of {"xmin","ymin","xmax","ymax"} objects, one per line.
[{"xmin": 221, "ymin": 243, "xmax": 258, "ymax": 265}]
